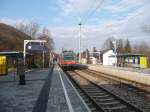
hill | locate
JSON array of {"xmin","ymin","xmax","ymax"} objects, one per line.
[{"xmin": 0, "ymin": 23, "xmax": 31, "ymax": 51}]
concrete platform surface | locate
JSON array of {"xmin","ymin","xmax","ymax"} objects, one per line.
[
  {"xmin": 0, "ymin": 69, "xmax": 49, "ymax": 112},
  {"xmin": 0, "ymin": 66, "xmax": 90, "ymax": 112},
  {"xmin": 46, "ymin": 66, "xmax": 90, "ymax": 112},
  {"xmin": 84, "ymin": 64, "xmax": 150, "ymax": 86}
]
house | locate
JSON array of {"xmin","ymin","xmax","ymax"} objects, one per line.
[{"xmin": 102, "ymin": 50, "xmax": 117, "ymax": 66}]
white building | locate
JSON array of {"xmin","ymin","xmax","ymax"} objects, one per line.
[
  {"xmin": 90, "ymin": 57, "xmax": 98, "ymax": 64},
  {"xmin": 103, "ymin": 50, "xmax": 117, "ymax": 66}
]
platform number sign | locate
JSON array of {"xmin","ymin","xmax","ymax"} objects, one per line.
[{"xmin": 0, "ymin": 56, "xmax": 7, "ymax": 75}]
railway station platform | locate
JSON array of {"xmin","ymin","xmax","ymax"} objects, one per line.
[
  {"xmin": 0, "ymin": 65, "xmax": 90, "ymax": 112},
  {"xmin": 78, "ymin": 64, "xmax": 150, "ymax": 86},
  {"xmin": 45, "ymin": 66, "xmax": 90, "ymax": 112}
]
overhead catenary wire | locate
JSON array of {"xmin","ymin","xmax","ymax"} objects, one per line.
[
  {"xmin": 80, "ymin": 0, "xmax": 104, "ymax": 25},
  {"xmin": 68, "ymin": 0, "xmax": 82, "ymax": 21},
  {"xmin": 79, "ymin": 0, "xmax": 98, "ymax": 23},
  {"xmin": 107, "ymin": 5, "xmax": 150, "ymax": 29}
]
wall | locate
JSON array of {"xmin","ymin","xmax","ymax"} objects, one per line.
[{"xmin": 103, "ymin": 50, "xmax": 116, "ymax": 66}]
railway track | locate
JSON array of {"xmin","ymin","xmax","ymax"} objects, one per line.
[
  {"xmin": 80, "ymin": 69, "xmax": 150, "ymax": 98},
  {"xmin": 66, "ymin": 70, "xmax": 144, "ymax": 112},
  {"xmin": 78, "ymin": 69, "xmax": 150, "ymax": 112}
]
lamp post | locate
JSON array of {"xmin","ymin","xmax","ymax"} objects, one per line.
[{"xmin": 78, "ymin": 22, "xmax": 82, "ymax": 63}]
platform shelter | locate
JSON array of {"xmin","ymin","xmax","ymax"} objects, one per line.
[
  {"xmin": 0, "ymin": 52, "xmax": 23, "ymax": 75},
  {"xmin": 116, "ymin": 53, "xmax": 147, "ymax": 68}
]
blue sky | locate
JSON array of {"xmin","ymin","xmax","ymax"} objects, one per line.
[{"xmin": 0, "ymin": 0, "xmax": 150, "ymax": 52}]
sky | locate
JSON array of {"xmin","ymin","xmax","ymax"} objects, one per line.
[{"xmin": 0, "ymin": 0, "xmax": 150, "ymax": 53}]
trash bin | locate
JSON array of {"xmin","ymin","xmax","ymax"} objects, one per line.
[
  {"xmin": 17, "ymin": 58, "xmax": 26, "ymax": 85},
  {"xmin": 0, "ymin": 56, "xmax": 7, "ymax": 75}
]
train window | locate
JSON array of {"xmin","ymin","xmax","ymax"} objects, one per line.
[{"xmin": 64, "ymin": 56, "xmax": 74, "ymax": 61}]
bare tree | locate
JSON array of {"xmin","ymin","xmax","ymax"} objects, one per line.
[
  {"xmin": 102, "ymin": 37, "xmax": 115, "ymax": 50},
  {"xmin": 38, "ymin": 27, "xmax": 54, "ymax": 50},
  {"xmin": 14, "ymin": 20, "xmax": 39, "ymax": 38},
  {"xmin": 117, "ymin": 38, "xmax": 124, "ymax": 53},
  {"xmin": 92, "ymin": 47, "xmax": 97, "ymax": 52},
  {"xmin": 133, "ymin": 41, "xmax": 149, "ymax": 54},
  {"xmin": 143, "ymin": 24, "xmax": 150, "ymax": 33},
  {"xmin": 124, "ymin": 39, "xmax": 131, "ymax": 53}
]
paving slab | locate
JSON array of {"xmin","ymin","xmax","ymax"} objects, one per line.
[
  {"xmin": 46, "ymin": 66, "xmax": 90, "ymax": 112},
  {"xmin": 0, "ymin": 69, "xmax": 49, "ymax": 112},
  {"xmin": 0, "ymin": 66, "xmax": 90, "ymax": 112}
]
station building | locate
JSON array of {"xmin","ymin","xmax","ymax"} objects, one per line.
[{"xmin": 102, "ymin": 49, "xmax": 148, "ymax": 68}]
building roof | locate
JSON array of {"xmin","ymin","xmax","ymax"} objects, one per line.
[
  {"xmin": 109, "ymin": 53, "xmax": 146, "ymax": 57},
  {"xmin": 117, "ymin": 53, "xmax": 146, "ymax": 57},
  {"xmin": 100, "ymin": 49, "xmax": 113, "ymax": 54},
  {"xmin": 0, "ymin": 51, "xmax": 31, "ymax": 57}
]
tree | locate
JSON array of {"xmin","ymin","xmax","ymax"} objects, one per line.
[
  {"xmin": 14, "ymin": 20, "xmax": 39, "ymax": 39},
  {"xmin": 138, "ymin": 41, "xmax": 149, "ymax": 53},
  {"xmin": 117, "ymin": 38, "xmax": 124, "ymax": 53},
  {"xmin": 37, "ymin": 27, "xmax": 54, "ymax": 50},
  {"xmin": 81, "ymin": 51, "xmax": 86, "ymax": 58},
  {"xmin": 102, "ymin": 37, "xmax": 115, "ymax": 50},
  {"xmin": 33, "ymin": 27, "xmax": 54, "ymax": 67},
  {"xmin": 124, "ymin": 39, "xmax": 131, "ymax": 53},
  {"xmin": 133, "ymin": 41, "xmax": 149, "ymax": 54},
  {"xmin": 86, "ymin": 49, "xmax": 90, "ymax": 59},
  {"xmin": 92, "ymin": 47, "xmax": 97, "ymax": 52}
]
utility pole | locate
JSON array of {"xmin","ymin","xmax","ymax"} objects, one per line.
[{"xmin": 78, "ymin": 22, "xmax": 82, "ymax": 63}]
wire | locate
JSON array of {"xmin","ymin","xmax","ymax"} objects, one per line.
[
  {"xmin": 79, "ymin": 0, "xmax": 97, "ymax": 23},
  {"xmin": 108, "ymin": 5, "xmax": 150, "ymax": 28},
  {"xmin": 80, "ymin": 0, "xmax": 104, "ymax": 25},
  {"xmin": 68, "ymin": 0, "xmax": 82, "ymax": 21}
]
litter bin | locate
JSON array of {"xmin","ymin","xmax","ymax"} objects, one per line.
[
  {"xmin": 0, "ymin": 56, "xmax": 7, "ymax": 75},
  {"xmin": 17, "ymin": 58, "xmax": 26, "ymax": 85}
]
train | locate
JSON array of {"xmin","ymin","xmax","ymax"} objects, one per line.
[{"xmin": 59, "ymin": 50, "xmax": 77, "ymax": 70}]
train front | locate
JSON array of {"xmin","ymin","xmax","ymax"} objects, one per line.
[{"xmin": 59, "ymin": 50, "xmax": 76, "ymax": 70}]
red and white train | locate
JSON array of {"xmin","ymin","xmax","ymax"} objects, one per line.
[{"xmin": 59, "ymin": 50, "xmax": 77, "ymax": 70}]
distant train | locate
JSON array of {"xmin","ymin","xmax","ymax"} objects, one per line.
[{"xmin": 59, "ymin": 50, "xmax": 77, "ymax": 70}]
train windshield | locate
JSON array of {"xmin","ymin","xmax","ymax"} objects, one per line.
[{"xmin": 63, "ymin": 56, "xmax": 74, "ymax": 61}]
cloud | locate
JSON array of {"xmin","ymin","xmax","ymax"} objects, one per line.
[
  {"xmin": 52, "ymin": 17, "xmax": 63, "ymax": 23},
  {"xmin": 102, "ymin": 0, "xmax": 149, "ymax": 13},
  {"xmin": 59, "ymin": 0, "xmax": 103, "ymax": 16},
  {"xmin": 50, "ymin": 1, "xmax": 150, "ymax": 52},
  {"xmin": 0, "ymin": 18, "xmax": 17, "ymax": 25},
  {"xmin": 0, "ymin": 18, "xmax": 31, "ymax": 25}
]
